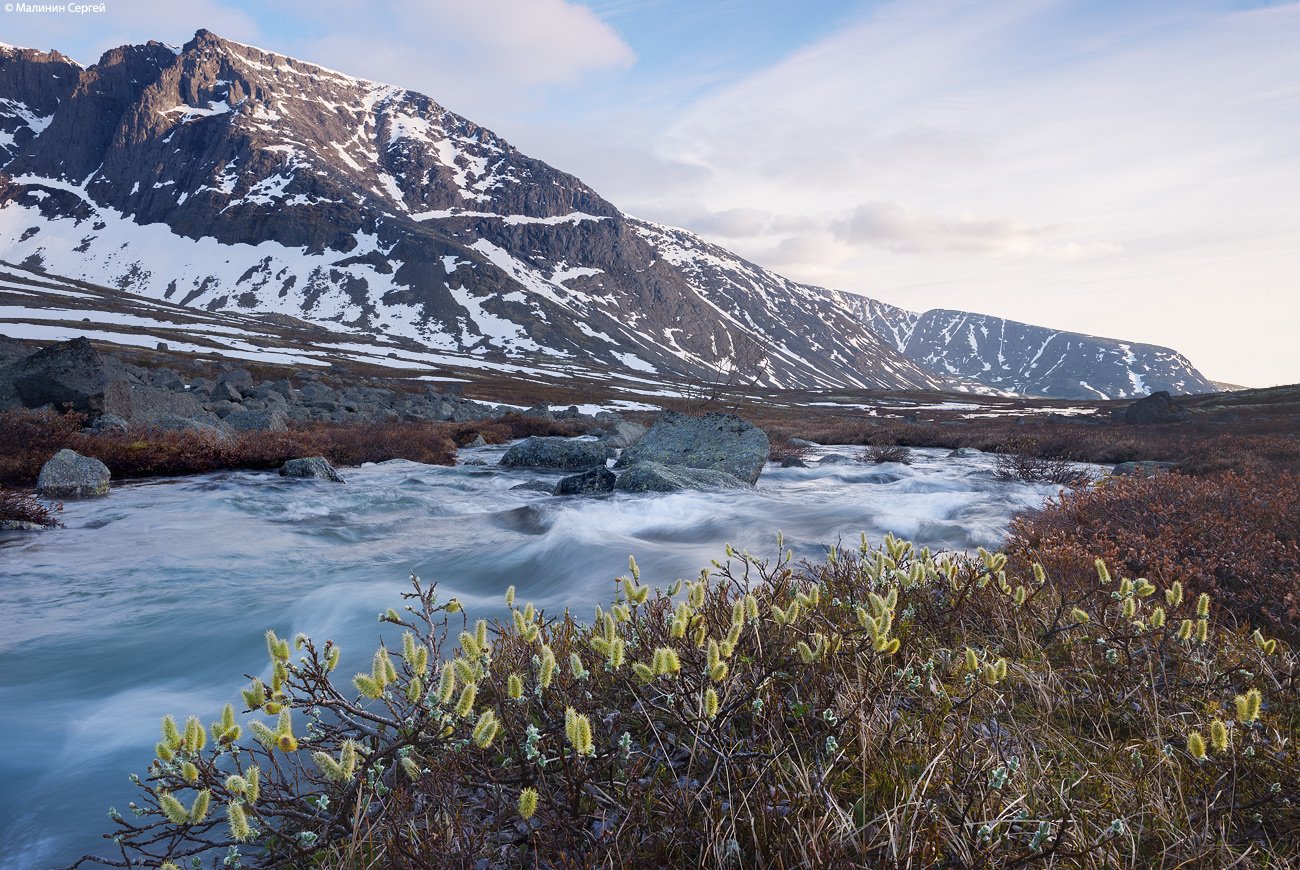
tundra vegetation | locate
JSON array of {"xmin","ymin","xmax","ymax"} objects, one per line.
[{"xmin": 71, "ymin": 535, "xmax": 1298, "ymax": 868}]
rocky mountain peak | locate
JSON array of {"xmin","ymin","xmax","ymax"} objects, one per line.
[{"xmin": 0, "ymin": 31, "xmax": 1213, "ymax": 397}]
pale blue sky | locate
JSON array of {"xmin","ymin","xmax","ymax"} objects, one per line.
[{"xmin": 4, "ymin": 0, "xmax": 1298, "ymax": 386}]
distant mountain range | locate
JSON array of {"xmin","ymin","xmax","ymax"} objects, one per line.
[{"xmin": 0, "ymin": 31, "xmax": 1216, "ymax": 399}]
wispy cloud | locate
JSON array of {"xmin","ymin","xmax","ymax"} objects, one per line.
[{"xmin": 594, "ymin": 0, "xmax": 1300, "ymax": 386}]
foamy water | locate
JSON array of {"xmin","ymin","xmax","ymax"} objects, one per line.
[{"xmin": 0, "ymin": 443, "xmax": 1079, "ymax": 868}]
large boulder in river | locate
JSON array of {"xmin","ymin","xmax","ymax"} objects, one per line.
[
  {"xmin": 615, "ymin": 412, "xmax": 769, "ymax": 485},
  {"xmin": 36, "ymin": 449, "xmax": 110, "ymax": 498},
  {"xmin": 614, "ymin": 461, "xmax": 749, "ymax": 493},
  {"xmin": 279, "ymin": 457, "xmax": 345, "ymax": 482},
  {"xmin": 555, "ymin": 466, "xmax": 616, "ymax": 495},
  {"xmin": 500, "ymin": 437, "xmax": 609, "ymax": 470},
  {"xmin": 6, "ymin": 337, "xmax": 123, "ymax": 414}
]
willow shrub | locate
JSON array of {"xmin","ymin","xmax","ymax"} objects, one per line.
[{"xmin": 75, "ymin": 536, "xmax": 1298, "ymax": 869}]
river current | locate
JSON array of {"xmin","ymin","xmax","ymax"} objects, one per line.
[{"xmin": 0, "ymin": 441, "xmax": 1077, "ymax": 868}]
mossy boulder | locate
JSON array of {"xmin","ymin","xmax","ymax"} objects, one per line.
[{"xmin": 36, "ymin": 448, "xmax": 110, "ymax": 498}]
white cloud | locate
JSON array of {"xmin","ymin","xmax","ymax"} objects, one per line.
[
  {"xmin": 280, "ymin": 0, "xmax": 635, "ymax": 115},
  {"xmin": 594, "ymin": 0, "xmax": 1300, "ymax": 387}
]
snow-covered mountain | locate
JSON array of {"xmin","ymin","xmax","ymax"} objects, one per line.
[
  {"xmin": 837, "ymin": 295, "xmax": 1216, "ymax": 399},
  {"xmin": 0, "ymin": 31, "xmax": 1213, "ymax": 398}
]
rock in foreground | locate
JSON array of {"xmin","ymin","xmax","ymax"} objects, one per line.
[
  {"xmin": 614, "ymin": 461, "xmax": 748, "ymax": 493},
  {"xmin": 279, "ymin": 457, "xmax": 345, "ymax": 482},
  {"xmin": 36, "ymin": 449, "xmax": 111, "ymax": 498},
  {"xmin": 500, "ymin": 437, "xmax": 609, "ymax": 471},
  {"xmin": 555, "ymin": 466, "xmax": 616, "ymax": 495},
  {"xmin": 615, "ymin": 413, "xmax": 769, "ymax": 485}
]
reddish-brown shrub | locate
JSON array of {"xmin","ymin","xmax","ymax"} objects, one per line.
[
  {"xmin": 0, "ymin": 490, "xmax": 63, "ymax": 528},
  {"xmin": 857, "ymin": 444, "xmax": 913, "ymax": 464},
  {"xmin": 1007, "ymin": 470, "xmax": 1300, "ymax": 639},
  {"xmin": 0, "ymin": 408, "xmax": 596, "ymax": 487}
]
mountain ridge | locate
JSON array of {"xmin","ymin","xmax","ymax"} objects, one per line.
[{"xmin": 0, "ymin": 30, "xmax": 1214, "ymax": 399}]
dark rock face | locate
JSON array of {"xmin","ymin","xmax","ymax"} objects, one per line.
[
  {"xmin": 948, "ymin": 447, "xmax": 981, "ymax": 458},
  {"xmin": 499, "ymin": 437, "xmax": 609, "ymax": 471},
  {"xmin": 36, "ymin": 448, "xmax": 110, "ymax": 497},
  {"xmin": 818, "ymin": 453, "xmax": 854, "ymax": 465},
  {"xmin": 616, "ymin": 413, "xmax": 770, "ymax": 485},
  {"xmin": 90, "ymin": 413, "xmax": 130, "ymax": 435},
  {"xmin": 555, "ymin": 466, "xmax": 616, "ymax": 495},
  {"xmin": 279, "ymin": 456, "xmax": 344, "ymax": 482},
  {"xmin": 7, "ymin": 337, "xmax": 122, "ymax": 414},
  {"xmin": 613, "ymin": 461, "xmax": 748, "ymax": 493},
  {"xmin": 510, "ymin": 479, "xmax": 556, "ymax": 494},
  {"xmin": 841, "ymin": 296, "xmax": 1217, "ymax": 400},
  {"xmin": 779, "ymin": 455, "xmax": 808, "ymax": 468},
  {"xmin": 224, "ymin": 408, "xmax": 288, "ymax": 432},
  {"xmin": 1123, "ymin": 391, "xmax": 1187, "ymax": 425},
  {"xmin": 102, "ymin": 380, "xmax": 211, "ymax": 426}
]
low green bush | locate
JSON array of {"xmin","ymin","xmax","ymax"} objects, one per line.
[{"xmin": 75, "ymin": 536, "xmax": 1298, "ymax": 868}]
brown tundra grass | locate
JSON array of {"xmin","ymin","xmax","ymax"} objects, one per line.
[
  {"xmin": 0, "ymin": 408, "xmax": 589, "ymax": 487},
  {"xmin": 73, "ymin": 536, "xmax": 1299, "ymax": 869}
]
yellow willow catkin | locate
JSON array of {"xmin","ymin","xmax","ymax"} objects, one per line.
[
  {"xmin": 476, "ymin": 619, "xmax": 489, "ymax": 651},
  {"xmin": 1196, "ymin": 592, "xmax": 1211, "ymax": 618},
  {"xmin": 241, "ymin": 679, "xmax": 267, "ymax": 711},
  {"xmin": 539, "ymin": 646, "xmax": 557, "ymax": 688},
  {"xmin": 159, "ymin": 793, "xmax": 189, "ymax": 826},
  {"xmin": 1150, "ymin": 606, "xmax": 1166, "ymax": 629},
  {"xmin": 245, "ymin": 766, "xmax": 260, "ymax": 802},
  {"xmin": 1033, "ymin": 562, "xmax": 1047, "ymax": 585},
  {"xmin": 1122, "ymin": 598, "xmax": 1137, "ymax": 620},
  {"xmin": 1236, "ymin": 688, "xmax": 1262, "ymax": 723},
  {"xmin": 188, "ymin": 790, "xmax": 211, "ymax": 823},
  {"xmin": 508, "ymin": 673, "xmax": 524, "ymax": 700},
  {"xmin": 704, "ymin": 687, "xmax": 720, "ymax": 719},
  {"xmin": 519, "ymin": 786, "xmax": 539, "ymax": 820},
  {"xmin": 184, "ymin": 716, "xmax": 206, "ymax": 753},
  {"xmin": 181, "ymin": 761, "xmax": 199, "ymax": 783},
  {"xmin": 632, "ymin": 662, "xmax": 655, "ymax": 683},
  {"xmin": 313, "ymin": 752, "xmax": 345, "ymax": 782},
  {"xmin": 569, "ymin": 653, "xmax": 588, "ymax": 679},
  {"xmin": 1177, "ymin": 619, "xmax": 1194, "ymax": 642},
  {"xmin": 1187, "ymin": 731, "xmax": 1207, "ymax": 761},
  {"xmin": 228, "ymin": 801, "xmax": 251, "ymax": 842},
  {"xmin": 437, "ymin": 662, "xmax": 457, "ymax": 704},
  {"xmin": 964, "ymin": 647, "xmax": 979, "ymax": 672},
  {"xmin": 504, "ymin": 585, "xmax": 516, "ymax": 607},
  {"xmin": 400, "ymin": 756, "xmax": 421, "ymax": 781},
  {"xmin": 1210, "ymin": 719, "xmax": 1230, "ymax": 753},
  {"xmin": 353, "ymin": 674, "xmax": 382, "ymax": 699},
  {"xmin": 325, "ymin": 644, "xmax": 341, "ymax": 672},
  {"xmin": 472, "ymin": 710, "xmax": 499, "ymax": 748},
  {"xmin": 1070, "ymin": 608, "xmax": 1090, "ymax": 625},
  {"xmin": 455, "ymin": 683, "xmax": 477, "ymax": 718},
  {"xmin": 1195, "ymin": 618, "xmax": 1209, "ymax": 644},
  {"xmin": 156, "ymin": 741, "xmax": 175, "ymax": 763},
  {"xmin": 1135, "ymin": 578, "xmax": 1156, "ymax": 597},
  {"xmin": 1095, "ymin": 558, "xmax": 1111, "ymax": 585},
  {"xmin": 1166, "ymin": 581, "xmax": 1184, "ymax": 608},
  {"xmin": 406, "ymin": 676, "xmax": 424, "ymax": 704},
  {"xmin": 460, "ymin": 631, "xmax": 481, "ymax": 659}
]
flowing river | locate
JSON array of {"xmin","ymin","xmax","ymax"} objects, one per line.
[{"xmin": 0, "ymin": 442, "xmax": 1078, "ymax": 868}]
